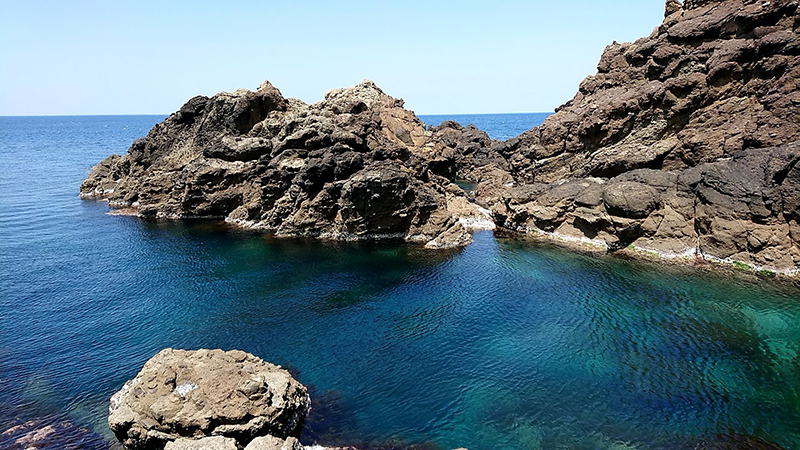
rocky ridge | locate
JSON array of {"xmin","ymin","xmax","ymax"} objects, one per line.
[{"xmin": 80, "ymin": 81, "xmax": 494, "ymax": 250}]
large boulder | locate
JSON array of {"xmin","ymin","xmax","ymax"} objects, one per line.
[{"xmin": 108, "ymin": 349, "xmax": 310, "ymax": 450}]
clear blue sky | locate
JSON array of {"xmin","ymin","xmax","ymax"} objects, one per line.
[{"xmin": 0, "ymin": 1, "xmax": 663, "ymax": 115}]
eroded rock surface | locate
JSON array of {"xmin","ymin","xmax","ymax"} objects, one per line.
[
  {"xmin": 81, "ymin": 80, "xmax": 495, "ymax": 249},
  {"xmin": 478, "ymin": 0, "xmax": 800, "ymax": 274},
  {"xmin": 501, "ymin": 0, "xmax": 800, "ymax": 182},
  {"xmin": 108, "ymin": 349, "xmax": 310, "ymax": 450}
]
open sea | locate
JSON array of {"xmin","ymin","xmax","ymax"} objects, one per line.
[{"xmin": 1, "ymin": 114, "xmax": 799, "ymax": 450}]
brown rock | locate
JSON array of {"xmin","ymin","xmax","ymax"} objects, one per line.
[
  {"xmin": 244, "ymin": 436, "xmax": 303, "ymax": 450},
  {"xmin": 108, "ymin": 349, "xmax": 310, "ymax": 450},
  {"xmin": 499, "ymin": 0, "xmax": 800, "ymax": 183},
  {"xmin": 81, "ymin": 80, "xmax": 485, "ymax": 249},
  {"xmin": 164, "ymin": 437, "xmax": 239, "ymax": 450},
  {"xmin": 485, "ymin": 0, "xmax": 800, "ymax": 273}
]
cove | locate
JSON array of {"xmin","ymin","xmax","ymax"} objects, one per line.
[{"xmin": 1, "ymin": 116, "xmax": 799, "ymax": 449}]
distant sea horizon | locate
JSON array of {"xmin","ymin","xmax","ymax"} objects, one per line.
[{"xmin": 0, "ymin": 112, "xmax": 551, "ymax": 142}]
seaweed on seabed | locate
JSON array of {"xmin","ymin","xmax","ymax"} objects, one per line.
[{"xmin": 0, "ymin": 413, "xmax": 110, "ymax": 450}]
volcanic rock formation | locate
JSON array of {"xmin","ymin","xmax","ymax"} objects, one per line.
[
  {"xmin": 477, "ymin": 0, "xmax": 800, "ymax": 273},
  {"xmin": 82, "ymin": 0, "xmax": 800, "ymax": 273},
  {"xmin": 80, "ymin": 81, "xmax": 494, "ymax": 249}
]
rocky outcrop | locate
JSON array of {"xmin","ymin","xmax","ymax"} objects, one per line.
[
  {"xmin": 82, "ymin": 0, "xmax": 800, "ymax": 273},
  {"xmin": 478, "ymin": 0, "xmax": 800, "ymax": 274},
  {"xmin": 490, "ymin": 145, "xmax": 800, "ymax": 268},
  {"xmin": 108, "ymin": 349, "xmax": 310, "ymax": 450},
  {"xmin": 81, "ymin": 81, "xmax": 496, "ymax": 249},
  {"xmin": 500, "ymin": 0, "xmax": 800, "ymax": 182}
]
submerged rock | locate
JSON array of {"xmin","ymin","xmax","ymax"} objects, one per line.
[
  {"xmin": 81, "ymin": 80, "xmax": 495, "ymax": 249},
  {"xmin": 108, "ymin": 349, "xmax": 310, "ymax": 450},
  {"xmin": 0, "ymin": 416, "xmax": 104, "ymax": 450}
]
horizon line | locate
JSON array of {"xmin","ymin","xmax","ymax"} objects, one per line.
[{"xmin": 0, "ymin": 111, "xmax": 554, "ymax": 118}]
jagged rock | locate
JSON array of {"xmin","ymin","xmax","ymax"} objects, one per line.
[
  {"xmin": 108, "ymin": 349, "xmax": 310, "ymax": 450},
  {"xmin": 499, "ymin": 0, "xmax": 800, "ymax": 182},
  {"xmin": 81, "ymin": 80, "xmax": 491, "ymax": 249},
  {"xmin": 480, "ymin": 0, "xmax": 800, "ymax": 274},
  {"xmin": 424, "ymin": 120, "xmax": 506, "ymax": 182},
  {"xmin": 665, "ymin": 0, "xmax": 683, "ymax": 17}
]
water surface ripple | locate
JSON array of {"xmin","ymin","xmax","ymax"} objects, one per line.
[{"xmin": 1, "ymin": 115, "xmax": 799, "ymax": 449}]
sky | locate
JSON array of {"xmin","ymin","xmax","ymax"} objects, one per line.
[{"xmin": 0, "ymin": 1, "xmax": 664, "ymax": 116}]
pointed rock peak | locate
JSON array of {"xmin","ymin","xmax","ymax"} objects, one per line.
[
  {"xmin": 665, "ymin": 0, "xmax": 682, "ymax": 17},
  {"xmin": 354, "ymin": 79, "xmax": 385, "ymax": 94},
  {"xmin": 322, "ymin": 79, "xmax": 398, "ymax": 114},
  {"xmin": 257, "ymin": 79, "xmax": 284, "ymax": 97}
]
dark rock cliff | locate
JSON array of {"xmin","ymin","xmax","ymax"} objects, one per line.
[{"xmin": 477, "ymin": 0, "xmax": 800, "ymax": 274}]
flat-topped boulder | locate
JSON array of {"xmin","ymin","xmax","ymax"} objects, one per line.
[{"xmin": 108, "ymin": 349, "xmax": 310, "ymax": 450}]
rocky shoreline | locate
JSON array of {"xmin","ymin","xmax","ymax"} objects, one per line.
[
  {"xmin": 104, "ymin": 349, "xmax": 469, "ymax": 450},
  {"xmin": 81, "ymin": 0, "xmax": 800, "ymax": 275}
]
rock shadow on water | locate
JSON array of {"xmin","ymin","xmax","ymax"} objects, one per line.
[
  {"xmin": 285, "ymin": 365, "xmax": 442, "ymax": 450},
  {"xmin": 689, "ymin": 433, "xmax": 786, "ymax": 450}
]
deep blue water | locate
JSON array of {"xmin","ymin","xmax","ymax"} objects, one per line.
[
  {"xmin": 420, "ymin": 113, "xmax": 549, "ymax": 140},
  {"xmin": 1, "ymin": 115, "xmax": 799, "ymax": 450}
]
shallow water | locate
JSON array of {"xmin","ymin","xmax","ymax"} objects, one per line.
[{"xmin": 0, "ymin": 115, "xmax": 799, "ymax": 449}]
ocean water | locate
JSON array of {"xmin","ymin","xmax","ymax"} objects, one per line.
[
  {"xmin": 420, "ymin": 113, "xmax": 549, "ymax": 140},
  {"xmin": 0, "ymin": 115, "xmax": 799, "ymax": 450}
]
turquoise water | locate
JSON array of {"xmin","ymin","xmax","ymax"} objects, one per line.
[{"xmin": 1, "ymin": 115, "xmax": 799, "ymax": 449}]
